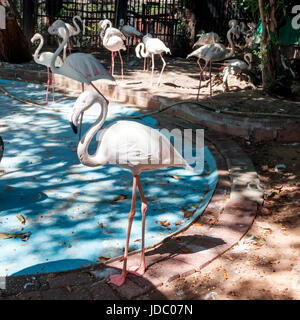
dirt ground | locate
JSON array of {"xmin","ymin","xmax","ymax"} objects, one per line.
[
  {"xmin": 1, "ymin": 50, "xmax": 300, "ymax": 300},
  {"xmin": 133, "ymin": 137, "xmax": 300, "ymax": 300}
]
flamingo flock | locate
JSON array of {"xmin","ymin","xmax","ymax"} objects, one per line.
[{"xmin": 27, "ymin": 16, "xmax": 256, "ymax": 287}]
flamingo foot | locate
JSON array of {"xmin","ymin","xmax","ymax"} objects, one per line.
[
  {"xmin": 108, "ymin": 272, "xmax": 127, "ymax": 287},
  {"xmin": 48, "ymin": 101, "xmax": 56, "ymax": 105},
  {"xmin": 41, "ymin": 101, "xmax": 48, "ymax": 105},
  {"xmin": 129, "ymin": 264, "xmax": 146, "ymax": 276}
]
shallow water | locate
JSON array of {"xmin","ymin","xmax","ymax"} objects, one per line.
[{"xmin": 0, "ymin": 79, "xmax": 218, "ymax": 276}]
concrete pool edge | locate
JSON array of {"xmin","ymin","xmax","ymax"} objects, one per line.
[
  {"xmin": 1, "ymin": 67, "xmax": 300, "ymax": 142},
  {"xmin": 0, "ymin": 131, "xmax": 263, "ymax": 299}
]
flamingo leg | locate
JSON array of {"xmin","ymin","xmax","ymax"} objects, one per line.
[
  {"xmin": 157, "ymin": 53, "xmax": 166, "ymax": 86},
  {"xmin": 50, "ymin": 72, "xmax": 56, "ymax": 104},
  {"xmin": 209, "ymin": 61, "xmax": 213, "ymax": 98},
  {"xmin": 197, "ymin": 60, "xmax": 209, "ymax": 100},
  {"xmin": 126, "ymin": 38, "xmax": 129, "ymax": 62},
  {"xmin": 68, "ymin": 40, "xmax": 72, "ymax": 55},
  {"xmin": 109, "ymin": 175, "xmax": 138, "ymax": 287},
  {"xmin": 197, "ymin": 58, "xmax": 207, "ymax": 81},
  {"xmin": 43, "ymin": 67, "xmax": 50, "ymax": 105},
  {"xmin": 150, "ymin": 54, "xmax": 155, "ymax": 86},
  {"xmin": 118, "ymin": 50, "xmax": 124, "ymax": 80},
  {"xmin": 90, "ymin": 82, "xmax": 109, "ymax": 106},
  {"xmin": 129, "ymin": 176, "xmax": 148, "ymax": 276},
  {"xmin": 110, "ymin": 51, "xmax": 115, "ymax": 76}
]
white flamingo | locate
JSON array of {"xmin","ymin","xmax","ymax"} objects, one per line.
[
  {"xmin": 48, "ymin": 19, "xmax": 115, "ymax": 151},
  {"xmin": 186, "ymin": 25, "xmax": 238, "ymax": 99},
  {"xmin": 135, "ymin": 34, "xmax": 171, "ymax": 86},
  {"xmin": 55, "ymin": 15, "xmax": 83, "ymax": 61},
  {"xmin": 69, "ymin": 90, "xmax": 192, "ymax": 287},
  {"xmin": 135, "ymin": 33, "xmax": 153, "ymax": 72},
  {"xmin": 31, "ymin": 33, "xmax": 63, "ymax": 104},
  {"xmin": 99, "ymin": 19, "xmax": 126, "ymax": 79},
  {"xmin": 119, "ymin": 18, "xmax": 142, "ymax": 60},
  {"xmin": 222, "ymin": 53, "xmax": 253, "ymax": 91}
]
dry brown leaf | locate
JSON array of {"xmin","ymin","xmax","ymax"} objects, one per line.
[
  {"xmin": 223, "ymin": 269, "xmax": 228, "ymax": 280},
  {"xmin": 16, "ymin": 214, "xmax": 26, "ymax": 225},
  {"xmin": 112, "ymin": 194, "xmax": 127, "ymax": 202},
  {"xmin": 98, "ymin": 256, "xmax": 110, "ymax": 262}
]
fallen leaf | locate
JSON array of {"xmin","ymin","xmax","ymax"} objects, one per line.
[
  {"xmin": 98, "ymin": 256, "xmax": 110, "ymax": 262},
  {"xmin": 168, "ymin": 174, "xmax": 184, "ymax": 180},
  {"xmin": 66, "ymin": 286, "xmax": 72, "ymax": 293},
  {"xmin": 181, "ymin": 206, "xmax": 196, "ymax": 218},
  {"xmin": 223, "ymin": 269, "xmax": 228, "ymax": 280},
  {"xmin": 112, "ymin": 194, "xmax": 127, "ymax": 202},
  {"xmin": 0, "ymin": 232, "xmax": 31, "ymax": 241},
  {"xmin": 16, "ymin": 214, "xmax": 26, "ymax": 225},
  {"xmin": 98, "ymin": 223, "xmax": 103, "ymax": 228},
  {"xmin": 194, "ymin": 223, "xmax": 202, "ymax": 227},
  {"xmin": 181, "ymin": 248, "xmax": 191, "ymax": 254}
]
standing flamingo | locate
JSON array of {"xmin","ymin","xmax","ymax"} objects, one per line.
[
  {"xmin": 55, "ymin": 15, "xmax": 83, "ymax": 61},
  {"xmin": 31, "ymin": 33, "xmax": 63, "ymax": 105},
  {"xmin": 119, "ymin": 18, "xmax": 142, "ymax": 61},
  {"xmin": 69, "ymin": 90, "xmax": 192, "ymax": 286},
  {"xmin": 48, "ymin": 19, "xmax": 115, "ymax": 151},
  {"xmin": 135, "ymin": 34, "xmax": 171, "ymax": 86},
  {"xmin": 99, "ymin": 19, "xmax": 126, "ymax": 79},
  {"xmin": 186, "ymin": 25, "xmax": 239, "ymax": 100},
  {"xmin": 135, "ymin": 33, "xmax": 153, "ymax": 72}
]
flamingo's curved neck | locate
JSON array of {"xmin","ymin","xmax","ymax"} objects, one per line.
[
  {"xmin": 244, "ymin": 54, "xmax": 252, "ymax": 69},
  {"xmin": 225, "ymin": 27, "xmax": 236, "ymax": 59},
  {"xmin": 77, "ymin": 98, "xmax": 108, "ymax": 167},
  {"xmin": 33, "ymin": 35, "xmax": 44, "ymax": 64},
  {"xmin": 72, "ymin": 16, "xmax": 82, "ymax": 36},
  {"xmin": 51, "ymin": 24, "xmax": 69, "ymax": 73},
  {"xmin": 137, "ymin": 43, "xmax": 149, "ymax": 58}
]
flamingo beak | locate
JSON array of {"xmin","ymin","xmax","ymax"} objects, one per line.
[{"xmin": 70, "ymin": 122, "xmax": 78, "ymax": 134}]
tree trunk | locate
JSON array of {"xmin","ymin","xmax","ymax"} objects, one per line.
[
  {"xmin": 0, "ymin": 0, "xmax": 32, "ymax": 63},
  {"xmin": 258, "ymin": 0, "xmax": 284, "ymax": 92},
  {"xmin": 184, "ymin": 3, "xmax": 197, "ymax": 48}
]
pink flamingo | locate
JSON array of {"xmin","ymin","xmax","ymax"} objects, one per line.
[
  {"xmin": 31, "ymin": 33, "xmax": 63, "ymax": 105},
  {"xmin": 186, "ymin": 25, "xmax": 238, "ymax": 100},
  {"xmin": 48, "ymin": 19, "xmax": 115, "ymax": 151},
  {"xmin": 135, "ymin": 34, "xmax": 171, "ymax": 86},
  {"xmin": 69, "ymin": 90, "xmax": 192, "ymax": 286},
  {"xmin": 56, "ymin": 15, "xmax": 83, "ymax": 61},
  {"xmin": 99, "ymin": 19, "xmax": 126, "ymax": 79}
]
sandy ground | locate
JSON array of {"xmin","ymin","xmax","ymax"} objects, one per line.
[{"xmin": 2, "ymin": 46, "xmax": 300, "ymax": 116}]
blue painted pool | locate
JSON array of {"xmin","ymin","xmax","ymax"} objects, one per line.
[{"xmin": 0, "ymin": 79, "xmax": 218, "ymax": 276}]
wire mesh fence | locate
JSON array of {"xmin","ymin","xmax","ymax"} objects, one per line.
[{"xmin": 12, "ymin": 0, "xmax": 249, "ymax": 51}]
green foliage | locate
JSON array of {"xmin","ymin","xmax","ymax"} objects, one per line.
[{"xmin": 237, "ymin": 0, "xmax": 286, "ymax": 21}]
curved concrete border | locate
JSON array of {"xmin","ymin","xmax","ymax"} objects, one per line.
[
  {"xmin": 0, "ymin": 67, "xmax": 300, "ymax": 142},
  {"xmin": 0, "ymin": 70, "xmax": 264, "ymax": 299}
]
